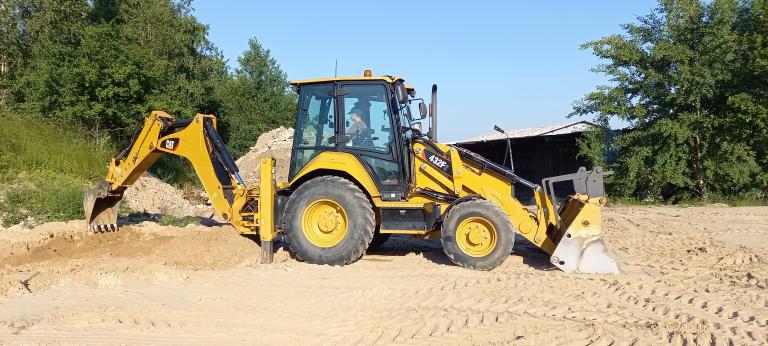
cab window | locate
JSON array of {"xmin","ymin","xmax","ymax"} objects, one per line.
[
  {"xmin": 341, "ymin": 84, "xmax": 392, "ymax": 153},
  {"xmin": 290, "ymin": 83, "xmax": 335, "ymax": 178}
]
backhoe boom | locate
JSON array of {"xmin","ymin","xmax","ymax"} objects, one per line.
[{"xmin": 84, "ymin": 111, "xmax": 277, "ymax": 259}]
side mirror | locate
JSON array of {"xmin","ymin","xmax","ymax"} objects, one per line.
[
  {"xmin": 395, "ymin": 84, "xmax": 408, "ymax": 104},
  {"xmin": 418, "ymin": 101, "xmax": 428, "ymax": 119}
]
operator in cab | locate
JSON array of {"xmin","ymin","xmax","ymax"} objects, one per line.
[
  {"xmin": 346, "ymin": 107, "xmax": 368, "ymax": 146},
  {"xmin": 347, "ymin": 107, "xmax": 368, "ymax": 135}
]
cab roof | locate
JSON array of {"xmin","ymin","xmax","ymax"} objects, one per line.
[{"xmin": 290, "ymin": 74, "xmax": 404, "ymax": 86}]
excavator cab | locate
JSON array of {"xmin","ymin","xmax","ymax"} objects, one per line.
[{"xmin": 84, "ymin": 70, "xmax": 619, "ymax": 273}]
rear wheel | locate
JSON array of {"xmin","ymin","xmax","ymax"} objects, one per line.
[
  {"xmin": 441, "ymin": 199, "xmax": 515, "ymax": 270},
  {"xmin": 283, "ymin": 176, "xmax": 375, "ymax": 265}
]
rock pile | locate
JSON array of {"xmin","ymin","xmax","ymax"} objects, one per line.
[
  {"xmin": 235, "ymin": 127, "xmax": 294, "ymax": 185},
  {"xmin": 123, "ymin": 173, "xmax": 214, "ymax": 218}
]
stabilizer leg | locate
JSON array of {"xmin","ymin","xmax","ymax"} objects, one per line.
[{"xmin": 261, "ymin": 240, "xmax": 273, "ymax": 264}]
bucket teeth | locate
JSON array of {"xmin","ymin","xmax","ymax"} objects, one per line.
[{"xmin": 88, "ymin": 223, "xmax": 120, "ymax": 233}]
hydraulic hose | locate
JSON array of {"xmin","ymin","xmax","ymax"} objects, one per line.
[{"xmin": 203, "ymin": 118, "xmax": 245, "ymax": 186}]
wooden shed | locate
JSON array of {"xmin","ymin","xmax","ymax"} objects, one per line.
[{"xmin": 451, "ymin": 121, "xmax": 595, "ymax": 202}]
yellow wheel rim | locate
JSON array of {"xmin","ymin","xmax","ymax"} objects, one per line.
[
  {"xmin": 302, "ymin": 199, "xmax": 348, "ymax": 248},
  {"xmin": 455, "ymin": 217, "xmax": 497, "ymax": 257}
]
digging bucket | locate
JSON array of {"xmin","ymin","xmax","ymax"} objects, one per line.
[{"xmin": 83, "ymin": 180, "xmax": 123, "ymax": 231}]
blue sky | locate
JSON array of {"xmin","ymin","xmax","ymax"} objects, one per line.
[{"xmin": 191, "ymin": 1, "xmax": 658, "ymax": 141}]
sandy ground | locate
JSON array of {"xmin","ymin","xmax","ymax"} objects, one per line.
[{"xmin": 1, "ymin": 205, "xmax": 767, "ymax": 345}]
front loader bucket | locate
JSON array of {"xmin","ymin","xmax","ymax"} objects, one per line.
[
  {"xmin": 539, "ymin": 167, "xmax": 620, "ymax": 274},
  {"xmin": 83, "ymin": 180, "xmax": 123, "ymax": 231},
  {"xmin": 550, "ymin": 198, "xmax": 620, "ymax": 273}
]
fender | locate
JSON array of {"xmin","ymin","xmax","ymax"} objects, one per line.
[{"xmin": 289, "ymin": 151, "xmax": 381, "ymax": 200}]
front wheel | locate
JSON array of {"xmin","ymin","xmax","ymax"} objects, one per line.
[
  {"xmin": 441, "ymin": 199, "xmax": 515, "ymax": 270},
  {"xmin": 283, "ymin": 176, "xmax": 375, "ymax": 265}
]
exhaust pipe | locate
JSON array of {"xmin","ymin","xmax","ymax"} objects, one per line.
[{"xmin": 429, "ymin": 84, "xmax": 437, "ymax": 141}]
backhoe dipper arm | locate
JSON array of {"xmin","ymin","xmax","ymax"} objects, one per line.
[{"xmin": 85, "ymin": 111, "xmax": 248, "ymax": 228}]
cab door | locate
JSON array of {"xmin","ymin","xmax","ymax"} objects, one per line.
[
  {"xmin": 288, "ymin": 83, "xmax": 337, "ymax": 180},
  {"xmin": 337, "ymin": 82, "xmax": 405, "ymax": 200}
]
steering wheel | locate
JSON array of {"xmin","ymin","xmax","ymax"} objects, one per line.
[{"xmin": 351, "ymin": 128, "xmax": 375, "ymax": 147}]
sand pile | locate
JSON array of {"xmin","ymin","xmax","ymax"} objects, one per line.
[
  {"xmin": 122, "ymin": 173, "xmax": 213, "ymax": 218},
  {"xmin": 235, "ymin": 127, "xmax": 294, "ymax": 185}
]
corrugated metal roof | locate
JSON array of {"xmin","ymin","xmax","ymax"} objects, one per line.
[{"xmin": 450, "ymin": 120, "xmax": 596, "ymax": 144}]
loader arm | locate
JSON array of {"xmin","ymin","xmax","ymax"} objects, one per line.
[
  {"xmin": 412, "ymin": 139, "xmax": 619, "ymax": 273},
  {"xmin": 84, "ymin": 111, "xmax": 277, "ymax": 257}
]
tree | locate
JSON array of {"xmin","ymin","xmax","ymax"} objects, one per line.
[
  {"xmin": 2, "ymin": 0, "xmax": 296, "ymax": 161},
  {"xmin": 3, "ymin": 0, "xmax": 227, "ymax": 141},
  {"xmin": 216, "ymin": 38, "xmax": 296, "ymax": 158},
  {"xmin": 3, "ymin": 0, "xmax": 89, "ymax": 115},
  {"xmin": 573, "ymin": 0, "xmax": 767, "ymax": 201},
  {"xmin": 0, "ymin": 0, "xmax": 30, "ymax": 104}
]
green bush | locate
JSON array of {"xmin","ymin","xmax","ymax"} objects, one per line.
[{"xmin": 150, "ymin": 155, "xmax": 201, "ymax": 188}]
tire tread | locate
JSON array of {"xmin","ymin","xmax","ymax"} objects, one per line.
[
  {"xmin": 440, "ymin": 199, "xmax": 515, "ymax": 270},
  {"xmin": 283, "ymin": 175, "xmax": 375, "ymax": 265}
]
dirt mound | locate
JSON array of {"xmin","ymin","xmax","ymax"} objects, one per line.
[
  {"xmin": 123, "ymin": 173, "xmax": 213, "ymax": 218},
  {"xmin": 0, "ymin": 220, "xmax": 289, "ymax": 298},
  {"xmin": 235, "ymin": 126, "xmax": 294, "ymax": 185}
]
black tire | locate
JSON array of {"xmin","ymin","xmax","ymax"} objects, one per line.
[
  {"xmin": 440, "ymin": 199, "xmax": 515, "ymax": 270},
  {"xmin": 283, "ymin": 176, "xmax": 375, "ymax": 265},
  {"xmin": 367, "ymin": 231, "xmax": 392, "ymax": 250}
]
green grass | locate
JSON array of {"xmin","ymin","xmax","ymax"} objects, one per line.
[
  {"xmin": 721, "ymin": 197, "xmax": 768, "ymax": 207},
  {"xmin": 0, "ymin": 114, "xmax": 115, "ymax": 226},
  {"xmin": 150, "ymin": 155, "xmax": 201, "ymax": 189},
  {"xmin": 157, "ymin": 214, "xmax": 201, "ymax": 227},
  {"xmin": 0, "ymin": 112, "xmax": 203, "ymax": 227},
  {"xmin": 608, "ymin": 195, "xmax": 768, "ymax": 207},
  {"xmin": 606, "ymin": 197, "xmax": 661, "ymax": 206},
  {"xmin": 120, "ymin": 212, "xmax": 202, "ymax": 227}
]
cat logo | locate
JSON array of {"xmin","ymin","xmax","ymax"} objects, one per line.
[{"xmin": 163, "ymin": 138, "xmax": 180, "ymax": 151}]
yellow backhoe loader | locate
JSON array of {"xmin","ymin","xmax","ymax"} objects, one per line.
[{"xmin": 84, "ymin": 71, "xmax": 620, "ymax": 273}]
